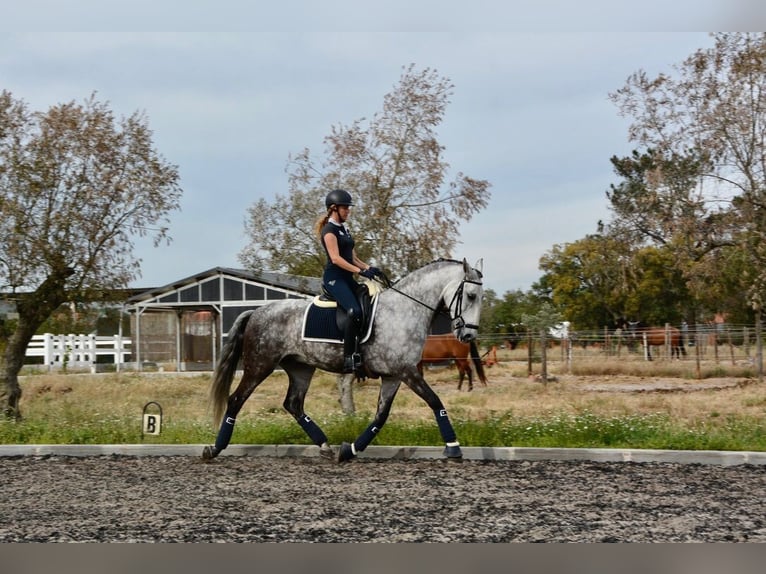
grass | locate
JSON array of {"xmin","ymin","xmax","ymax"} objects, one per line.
[{"xmin": 2, "ymin": 354, "xmax": 766, "ymax": 451}]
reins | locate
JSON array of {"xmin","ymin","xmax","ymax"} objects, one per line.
[
  {"xmin": 372, "ymin": 262, "xmax": 482, "ymax": 328},
  {"xmin": 373, "ymin": 271, "xmax": 441, "ymax": 314}
]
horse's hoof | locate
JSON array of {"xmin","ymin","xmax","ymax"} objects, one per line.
[
  {"xmin": 319, "ymin": 445, "xmax": 335, "ymax": 461},
  {"xmin": 337, "ymin": 441, "xmax": 355, "ymax": 463},
  {"xmin": 201, "ymin": 445, "xmax": 218, "ymax": 461},
  {"xmin": 443, "ymin": 444, "xmax": 463, "ymax": 460}
]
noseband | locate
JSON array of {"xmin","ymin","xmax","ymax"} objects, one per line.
[{"xmin": 446, "ymin": 276, "xmax": 483, "ymax": 331}]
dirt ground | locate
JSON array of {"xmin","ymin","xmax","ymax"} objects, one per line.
[
  {"xmin": 1, "ymin": 452, "xmax": 765, "ymax": 542},
  {"xmin": 3, "ymin": 370, "xmax": 765, "ymax": 543}
]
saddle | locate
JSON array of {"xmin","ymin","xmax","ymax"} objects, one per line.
[{"xmin": 302, "ymin": 279, "xmax": 381, "ymax": 343}]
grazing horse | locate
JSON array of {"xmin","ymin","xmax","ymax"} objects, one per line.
[
  {"xmin": 627, "ymin": 321, "xmax": 686, "ymax": 360},
  {"xmin": 482, "ymin": 345, "xmax": 498, "ymax": 367},
  {"xmin": 203, "ymin": 258, "xmax": 484, "ymax": 463},
  {"xmin": 417, "ymin": 334, "xmax": 488, "ymax": 391}
]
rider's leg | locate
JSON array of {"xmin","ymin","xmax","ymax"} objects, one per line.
[
  {"xmin": 342, "ymin": 308, "xmax": 362, "ymax": 373},
  {"xmin": 323, "ymin": 275, "xmax": 363, "ymax": 374}
]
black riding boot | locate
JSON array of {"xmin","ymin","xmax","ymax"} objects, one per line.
[{"xmin": 342, "ymin": 314, "xmax": 362, "ymax": 374}]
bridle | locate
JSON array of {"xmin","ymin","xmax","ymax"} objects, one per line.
[
  {"xmin": 446, "ymin": 275, "xmax": 483, "ymax": 331},
  {"xmin": 374, "ymin": 264, "xmax": 483, "ymax": 332}
]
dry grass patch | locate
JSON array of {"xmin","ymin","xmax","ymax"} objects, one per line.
[{"xmin": 17, "ymin": 365, "xmax": 766, "ymax": 428}]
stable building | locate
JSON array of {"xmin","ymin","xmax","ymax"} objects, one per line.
[{"xmin": 125, "ymin": 267, "xmax": 322, "ymax": 371}]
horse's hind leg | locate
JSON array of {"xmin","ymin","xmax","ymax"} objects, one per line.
[
  {"xmin": 458, "ymin": 360, "xmax": 473, "ymax": 391},
  {"xmin": 280, "ymin": 358, "xmax": 333, "ymax": 459},
  {"xmin": 337, "ymin": 377, "xmax": 401, "ymax": 463},
  {"xmin": 204, "ymin": 366, "xmax": 273, "ymax": 460}
]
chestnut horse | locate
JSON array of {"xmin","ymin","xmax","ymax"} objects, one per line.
[
  {"xmin": 418, "ymin": 334, "xmax": 488, "ymax": 391},
  {"xmin": 627, "ymin": 322, "xmax": 686, "ymax": 360}
]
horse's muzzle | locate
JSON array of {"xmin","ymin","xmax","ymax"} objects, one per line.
[{"xmin": 456, "ymin": 330, "xmax": 477, "ymax": 343}]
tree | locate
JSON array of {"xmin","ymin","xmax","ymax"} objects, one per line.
[
  {"xmin": 538, "ymin": 230, "xmax": 689, "ymax": 329},
  {"xmin": 239, "ymin": 64, "xmax": 491, "ymax": 278},
  {"xmin": 627, "ymin": 246, "xmax": 689, "ymax": 325},
  {"xmin": 605, "ymin": 148, "xmax": 736, "ymax": 324},
  {"xmin": 538, "ymin": 232, "xmax": 634, "ymax": 329},
  {"xmin": 481, "ymin": 287, "xmax": 543, "ymax": 348},
  {"xmin": 0, "ymin": 91, "xmax": 182, "ymax": 419},
  {"xmin": 609, "ymin": 33, "xmax": 766, "ymax": 316}
]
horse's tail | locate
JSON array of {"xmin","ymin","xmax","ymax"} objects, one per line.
[
  {"xmin": 469, "ymin": 340, "xmax": 488, "ymax": 385},
  {"xmin": 210, "ymin": 310, "xmax": 254, "ymax": 426}
]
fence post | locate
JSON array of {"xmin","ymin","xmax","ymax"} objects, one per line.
[
  {"xmin": 43, "ymin": 333, "xmax": 53, "ymax": 372},
  {"xmin": 113, "ymin": 334, "xmax": 122, "ymax": 370},
  {"xmin": 89, "ymin": 334, "xmax": 96, "ymax": 366},
  {"xmin": 756, "ymin": 311, "xmax": 763, "ymax": 383},
  {"xmin": 57, "ymin": 334, "xmax": 67, "ymax": 368},
  {"xmin": 665, "ymin": 323, "xmax": 671, "ymax": 360},
  {"xmin": 642, "ymin": 332, "xmax": 648, "ymax": 361}
]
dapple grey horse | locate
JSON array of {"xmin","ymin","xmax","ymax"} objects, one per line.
[{"xmin": 203, "ymin": 257, "xmax": 484, "ymax": 463}]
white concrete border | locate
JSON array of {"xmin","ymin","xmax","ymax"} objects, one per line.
[{"xmin": 1, "ymin": 444, "xmax": 765, "ymax": 466}]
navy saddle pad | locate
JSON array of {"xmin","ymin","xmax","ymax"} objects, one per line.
[{"xmin": 302, "ymin": 304, "xmax": 344, "ymax": 343}]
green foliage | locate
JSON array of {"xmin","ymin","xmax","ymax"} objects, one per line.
[
  {"xmin": 480, "ymin": 288, "xmax": 545, "ymax": 344},
  {"xmin": 610, "ymin": 33, "xmax": 766, "ymax": 313},
  {"xmin": 1, "ymin": 90, "xmax": 182, "ymax": 419},
  {"xmin": 3, "ymin": 408, "xmax": 766, "ymax": 452}
]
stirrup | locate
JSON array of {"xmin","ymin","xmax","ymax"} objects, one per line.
[{"xmin": 342, "ymin": 353, "xmax": 362, "ymax": 374}]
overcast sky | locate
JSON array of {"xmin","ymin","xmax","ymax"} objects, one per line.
[{"xmin": 3, "ymin": 3, "xmax": 759, "ymax": 295}]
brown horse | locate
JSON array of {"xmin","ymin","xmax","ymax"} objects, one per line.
[
  {"xmin": 417, "ymin": 334, "xmax": 488, "ymax": 391},
  {"xmin": 628, "ymin": 322, "xmax": 686, "ymax": 360}
]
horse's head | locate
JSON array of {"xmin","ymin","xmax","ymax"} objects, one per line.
[
  {"xmin": 627, "ymin": 320, "xmax": 645, "ymax": 338},
  {"xmin": 444, "ymin": 258, "xmax": 484, "ymax": 343}
]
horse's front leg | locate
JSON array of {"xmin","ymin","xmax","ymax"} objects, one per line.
[
  {"xmin": 402, "ymin": 368, "xmax": 462, "ymax": 460},
  {"xmin": 337, "ymin": 377, "xmax": 401, "ymax": 462}
]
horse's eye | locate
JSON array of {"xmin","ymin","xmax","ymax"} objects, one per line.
[{"xmin": 467, "ymin": 292, "xmax": 476, "ymax": 300}]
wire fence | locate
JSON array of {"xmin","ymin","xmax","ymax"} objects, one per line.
[{"xmin": 474, "ymin": 323, "xmax": 764, "ymax": 376}]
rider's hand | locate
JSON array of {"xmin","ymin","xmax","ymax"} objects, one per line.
[{"xmin": 360, "ymin": 267, "xmax": 377, "ymax": 279}]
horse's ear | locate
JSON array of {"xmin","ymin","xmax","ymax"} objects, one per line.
[
  {"xmin": 474, "ymin": 258, "xmax": 483, "ymax": 275},
  {"xmin": 462, "ymin": 258, "xmax": 470, "ymax": 274}
]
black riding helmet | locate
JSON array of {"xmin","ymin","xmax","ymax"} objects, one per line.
[{"xmin": 325, "ymin": 189, "xmax": 354, "ymax": 209}]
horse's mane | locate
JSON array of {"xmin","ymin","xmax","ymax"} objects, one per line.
[{"xmin": 391, "ymin": 258, "xmax": 481, "ymax": 287}]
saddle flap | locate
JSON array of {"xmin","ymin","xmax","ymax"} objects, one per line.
[{"xmin": 303, "ymin": 286, "xmax": 380, "ymax": 344}]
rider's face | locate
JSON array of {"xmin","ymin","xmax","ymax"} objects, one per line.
[{"xmin": 335, "ymin": 205, "xmax": 350, "ymax": 222}]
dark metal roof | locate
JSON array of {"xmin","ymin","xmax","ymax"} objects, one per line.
[{"xmin": 126, "ymin": 267, "xmax": 322, "ymax": 304}]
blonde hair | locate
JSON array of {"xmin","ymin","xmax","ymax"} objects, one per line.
[{"xmin": 314, "ymin": 210, "xmax": 332, "ymax": 241}]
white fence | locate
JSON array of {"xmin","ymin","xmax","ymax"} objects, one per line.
[{"xmin": 25, "ymin": 333, "xmax": 132, "ymax": 371}]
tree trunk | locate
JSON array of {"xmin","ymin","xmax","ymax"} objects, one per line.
[
  {"xmin": 336, "ymin": 374, "xmax": 356, "ymax": 415},
  {"xmin": 1, "ymin": 324, "xmax": 35, "ymax": 420},
  {"xmin": 1, "ymin": 265, "xmax": 73, "ymax": 420}
]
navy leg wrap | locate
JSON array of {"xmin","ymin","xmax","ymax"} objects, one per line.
[
  {"xmin": 435, "ymin": 408, "xmax": 457, "ymax": 444},
  {"xmin": 214, "ymin": 413, "xmax": 237, "ymax": 452},
  {"xmin": 353, "ymin": 422, "xmax": 381, "ymax": 453},
  {"xmin": 296, "ymin": 414, "xmax": 329, "ymax": 446}
]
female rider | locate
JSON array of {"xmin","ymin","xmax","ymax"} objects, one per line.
[{"xmin": 315, "ymin": 189, "xmax": 381, "ymax": 373}]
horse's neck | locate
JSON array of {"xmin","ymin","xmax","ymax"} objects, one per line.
[{"xmin": 394, "ymin": 263, "xmax": 459, "ymax": 308}]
